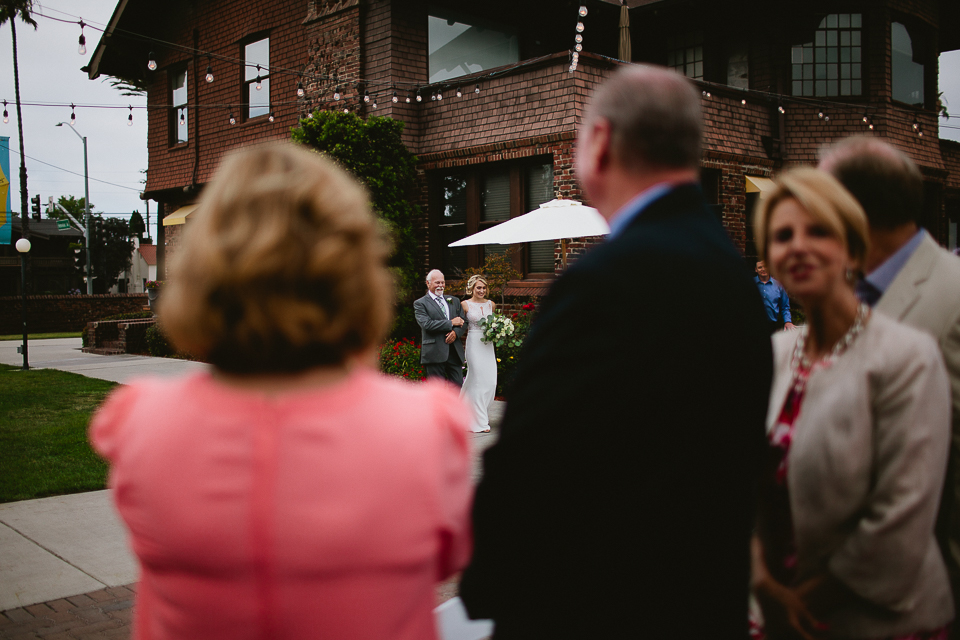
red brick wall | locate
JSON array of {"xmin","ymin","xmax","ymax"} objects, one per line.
[
  {"xmin": 0, "ymin": 295, "xmax": 149, "ymax": 334},
  {"xmin": 144, "ymin": 0, "xmax": 310, "ymax": 195}
]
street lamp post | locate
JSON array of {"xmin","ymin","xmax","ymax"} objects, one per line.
[
  {"xmin": 55, "ymin": 122, "xmax": 92, "ymax": 295},
  {"xmin": 15, "ymin": 238, "xmax": 31, "ymax": 370}
]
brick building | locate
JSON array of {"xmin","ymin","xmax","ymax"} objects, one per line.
[{"xmin": 86, "ymin": 0, "xmax": 960, "ymax": 291}]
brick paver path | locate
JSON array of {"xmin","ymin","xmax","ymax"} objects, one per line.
[
  {"xmin": 0, "ymin": 579, "xmax": 463, "ymax": 639},
  {"xmin": 0, "ymin": 584, "xmax": 136, "ymax": 639}
]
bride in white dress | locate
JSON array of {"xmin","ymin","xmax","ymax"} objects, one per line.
[{"xmin": 460, "ymin": 275, "xmax": 497, "ymax": 433}]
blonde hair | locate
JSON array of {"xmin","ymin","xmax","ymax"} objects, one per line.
[
  {"xmin": 159, "ymin": 143, "xmax": 393, "ymax": 374},
  {"xmin": 465, "ymin": 274, "xmax": 488, "ymax": 298},
  {"xmin": 753, "ymin": 167, "xmax": 869, "ymax": 273}
]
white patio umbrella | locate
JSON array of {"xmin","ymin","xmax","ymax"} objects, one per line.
[{"xmin": 448, "ymin": 198, "xmax": 609, "ymax": 268}]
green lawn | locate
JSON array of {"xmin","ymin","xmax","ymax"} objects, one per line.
[
  {"xmin": 0, "ymin": 332, "xmax": 82, "ymax": 341},
  {"xmin": 0, "ymin": 364, "xmax": 116, "ymax": 503}
]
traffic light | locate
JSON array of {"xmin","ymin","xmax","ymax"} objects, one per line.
[{"xmin": 30, "ymin": 194, "xmax": 41, "ymax": 220}]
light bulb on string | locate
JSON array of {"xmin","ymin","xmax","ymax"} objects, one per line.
[
  {"xmin": 229, "ymin": 112, "xmax": 236, "ymax": 125},
  {"xmin": 334, "ymin": 86, "xmax": 341, "ymax": 100},
  {"xmin": 255, "ymin": 67, "xmax": 262, "ymax": 91},
  {"xmin": 575, "ymin": 34, "xmax": 583, "ymax": 44},
  {"xmin": 575, "ymin": 43, "xmax": 583, "ymax": 52},
  {"xmin": 343, "ymin": 107, "xmax": 349, "ymax": 113},
  {"xmin": 70, "ymin": 104, "xmax": 76, "ymax": 124},
  {"xmin": 78, "ymin": 20, "xmax": 86, "ymax": 55},
  {"xmin": 579, "ymin": 5, "xmax": 588, "ymax": 17},
  {"xmin": 405, "ymin": 93, "xmax": 411, "ymax": 103},
  {"xmin": 456, "ymin": 86, "xmax": 462, "ymax": 98},
  {"xmin": 576, "ymin": 21, "xmax": 584, "ymax": 33},
  {"xmin": 3, "ymin": 101, "xmax": 8, "ymax": 124},
  {"xmin": 475, "ymin": 84, "xmax": 480, "ymax": 94},
  {"xmin": 363, "ymin": 89, "xmax": 370, "ymax": 103},
  {"xmin": 818, "ymin": 109, "xmax": 824, "ymax": 119},
  {"xmin": 179, "ymin": 108, "xmax": 185, "ymax": 127},
  {"xmin": 127, "ymin": 106, "xmax": 133, "ymax": 127},
  {"xmin": 297, "ymin": 78, "xmax": 304, "ymax": 98},
  {"xmin": 437, "ymin": 90, "xmax": 443, "ymax": 100},
  {"xmin": 416, "ymin": 90, "xmax": 422, "ymax": 102},
  {"xmin": 778, "ymin": 103, "xmax": 785, "ymax": 114},
  {"xmin": 268, "ymin": 111, "xmax": 275, "ymax": 123},
  {"xmin": 702, "ymin": 91, "xmax": 711, "ymax": 98},
  {"xmin": 205, "ymin": 65, "xmax": 214, "ymax": 83},
  {"xmin": 741, "ymin": 99, "xmax": 746, "ymax": 105},
  {"xmin": 147, "ymin": 52, "xmax": 157, "ymax": 71},
  {"xmin": 392, "ymin": 90, "xmax": 399, "ymax": 103},
  {"xmin": 372, "ymin": 97, "xmax": 378, "ymax": 109}
]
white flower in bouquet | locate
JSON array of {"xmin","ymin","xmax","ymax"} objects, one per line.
[{"xmin": 479, "ymin": 313, "xmax": 516, "ymax": 347}]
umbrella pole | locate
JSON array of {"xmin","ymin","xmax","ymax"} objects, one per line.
[{"xmin": 561, "ymin": 238, "xmax": 568, "ymax": 270}]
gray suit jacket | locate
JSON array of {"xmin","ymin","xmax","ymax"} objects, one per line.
[
  {"xmin": 768, "ymin": 312, "xmax": 953, "ymax": 637},
  {"xmin": 414, "ymin": 293, "xmax": 466, "ymax": 364},
  {"xmin": 876, "ymin": 232, "xmax": 960, "ymax": 614}
]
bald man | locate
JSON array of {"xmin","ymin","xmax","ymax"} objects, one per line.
[
  {"xmin": 821, "ymin": 137, "xmax": 960, "ymax": 630},
  {"xmin": 460, "ymin": 65, "xmax": 772, "ymax": 639}
]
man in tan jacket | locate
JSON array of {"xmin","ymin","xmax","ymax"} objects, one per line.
[{"xmin": 821, "ymin": 137, "xmax": 960, "ymax": 629}]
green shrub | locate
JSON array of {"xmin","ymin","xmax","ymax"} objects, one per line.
[
  {"xmin": 495, "ymin": 300, "xmax": 539, "ymax": 397},
  {"xmin": 145, "ymin": 324, "xmax": 174, "ymax": 358},
  {"xmin": 99, "ymin": 311, "xmax": 154, "ymax": 322},
  {"xmin": 378, "ymin": 338, "xmax": 425, "ymax": 381}
]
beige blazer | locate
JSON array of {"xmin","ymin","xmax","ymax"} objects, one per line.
[
  {"xmin": 767, "ymin": 312, "xmax": 953, "ymax": 637},
  {"xmin": 877, "ymin": 232, "xmax": 960, "ymax": 610}
]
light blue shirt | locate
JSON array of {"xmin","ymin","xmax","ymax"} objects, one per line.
[
  {"xmin": 606, "ymin": 183, "xmax": 678, "ymax": 240},
  {"xmin": 864, "ymin": 229, "xmax": 926, "ymax": 295}
]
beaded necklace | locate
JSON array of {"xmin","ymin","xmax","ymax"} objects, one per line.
[{"xmin": 789, "ymin": 303, "xmax": 870, "ymax": 396}]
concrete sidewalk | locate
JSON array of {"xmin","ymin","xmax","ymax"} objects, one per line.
[{"xmin": 0, "ymin": 338, "xmax": 501, "ymax": 626}]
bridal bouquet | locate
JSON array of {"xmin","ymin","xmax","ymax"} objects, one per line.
[{"xmin": 479, "ymin": 313, "xmax": 517, "ymax": 348}]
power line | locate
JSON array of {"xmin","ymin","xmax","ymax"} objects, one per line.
[{"xmin": 1, "ymin": 143, "xmax": 143, "ymax": 192}]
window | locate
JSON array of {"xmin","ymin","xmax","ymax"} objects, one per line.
[
  {"xmin": 892, "ymin": 22, "xmax": 924, "ymax": 106},
  {"xmin": 433, "ymin": 160, "xmax": 555, "ymax": 277},
  {"xmin": 667, "ymin": 31, "xmax": 703, "ymax": 80},
  {"xmin": 791, "ymin": 14, "xmax": 862, "ymax": 97},
  {"xmin": 726, "ymin": 45, "xmax": 749, "ymax": 89},
  {"xmin": 243, "ymin": 37, "xmax": 270, "ymax": 119},
  {"xmin": 170, "ymin": 68, "xmax": 188, "ymax": 144},
  {"xmin": 428, "ymin": 8, "xmax": 518, "ymax": 83}
]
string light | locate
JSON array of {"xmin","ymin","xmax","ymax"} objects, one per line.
[
  {"xmin": 178, "ymin": 108, "xmax": 185, "ymax": 126},
  {"xmin": 575, "ymin": 34, "xmax": 583, "ymax": 44},
  {"xmin": 405, "ymin": 92, "xmax": 411, "ymax": 104},
  {"xmin": 2, "ymin": 100, "xmax": 8, "ymax": 124},
  {"xmin": 575, "ymin": 43, "xmax": 583, "ymax": 52},
  {"xmin": 78, "ymin": 20, "xmax": 86, "ymax": 55},
  {"xmin": 228, "ymin": 112, "xmax": 236, "ymax": 125},
  {"xmin": 127, "ymin": 105, "xmax": 133, "ymax": 126},
  {"xmin": 205, "ymin": 65, "xmax": 214, "ymax": 83},
  {"xmin": 343, "ymin": 107, "xmax": 349, "ymax": 113},
  {"xmin": 147, "ymin": 52, "xmax": 157, "ymax": 71},
  {"xmin": 741, "ymin": 99, "xmax": 746, "ymax": 105},
  {"xmin": 334, "ymin": 86, "xmax": 341, "ymax": 100},
  {"xmin": 268, "ymin": 111, "xmax": 275, "ymax": 122},
  {"xmin": 437, "ymin": 89, "xmax": 443, "ymax": 100},
  {"xmin": 416, "ymin": 90, "xmax": 422, "ymax": 102},
  {"xmin": 702, "ymin": 90, "xmax": 711, "ymax": 98},
  {"xmin": 297, "ymin": 77, "xmax": 304, "ymax": 98},
  {"xmin": 576, "ymin": 21, "xmax": 584, "ymax": 33},
  {"xmin": 70, "ymin": 103, "xmax": 76, "ymax": 124},
  {"xmin": 475, "ymin": 84, "xmax": 480, "ymax": 94},
  {"xmin": 778, "ymin": 102, "xmax": 786, "ymax": 114},
  {"xmin": 372, "ymin": 97, "xmax": 378, "ymax": 109},
  {"xmin": 363, "ymin": 89, "xmax": 370, "ymax": 103},
  {"xmin": 456, "ymin": 86, "xmax": 462, "ymax": 98},
  {"xmin": 255, "ymin": 66, "xmax": 262, "ymax": 90},
  {"xmin": 579, "ymin": 5, "xmax": 588, "ymax": 17},
  {"xmin": 392, "ymin": 90, "xmax": 399, "ymax": 103}
]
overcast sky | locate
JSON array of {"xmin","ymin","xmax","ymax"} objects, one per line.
[{"xmin": 1, "ymin": 1, "xmax": 959, "ymax": 244}]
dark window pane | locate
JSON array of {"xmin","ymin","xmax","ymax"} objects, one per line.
[
  {"xmin": 827, "ymin": 80, "xmax": 838, "ymax": 96},
  {"xmin": 803, "ymin": 65, "xmax": 813, "ymax": 80},
  {"xmin": 816, "ymin": 47, "xmax": 826, "ymax": 62},
  {"xmin": 840, "ymin": 64, "xmax": 850, "ymax": 79},
  {"xmin": 828, "ymin": 48, "xmax": 838, "ymax": 63},
  {"xmin": 852, "ymin": 47, "xmax": 861, "ymax": 62},
  {"xmin": 429, "ymin": 10, "xmax": 518, "ymax": 82},
  {"xmin": 792, "ymin": 47, "xmax": 803, "ymax": 64},
  {"xmin": 852, "ymin": 63, "xmax": 861, "ymax": 78},
  {"xmin": 827, "ymin": 14, "xmax": 838, "ymax": 28},
  {"xmin": 841, "ymin": 31, "xmax": 850, "ymax": 46},
  {"xmin": 852, "ymin": 14, "xmax": 862, "ymax": 28},
  {"xmin": 816, "ymin": 31, "xmax": 826, "ymax": 46},
  {"xmin": 851, "ymin": 31, "xmax": 861, "ymax": 45},
  {"xmin": 841, "ymin": 47, "xmax": 851, "ymax": 62},
  {"xmin": 839, "ymin": 14, "xmax": 850, "ymax": 28},
  {"xmin": 793, "ymin": 80, "xmax": 803, "ymax": 94},
  {"xmin": 482, "ymin": 171, "xmax": 510, "ymax": 223},
  {"xmin": 816, "ymin": 80, "xmax": 826, "ymax": 94},
  {"xmin": 792, "ymin": 64, "xmax": 802, "ymax": 79},
  {"xmin": 828, "ymin": 65, "xmax": 838, "ymax": 80},
  {"xmin": 804, "ymin": 44, "xmax": 814, "ymax": 62},
  {"xmin": 816, "ymin": 64, "xmax": 827, "ymax": 79},
  {"xmin": 827, "ymin": 30, "xmax": 838, "ymax": 47},
  {"xmin": 841, "ymin": 79, "xmax": 851, "ymax": 94},
  {"xmin": 852, "ymin": 79, "xmax": 862, "ymax": 94},
  {"xmin": 440, "ymin": 175, "xmax": 468, "ymax": 272},
  {"xmin": 804, "ymin": 80, "xmax": 814, "ymax": 95}
]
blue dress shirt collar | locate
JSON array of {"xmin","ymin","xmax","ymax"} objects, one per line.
[
  {"xmin": 864, "ymin": 229, "xmax": 926, "ymax": 295},
  {"xmin": 606, "ymin": 182, "xmax": 678, "ymax": 240}
]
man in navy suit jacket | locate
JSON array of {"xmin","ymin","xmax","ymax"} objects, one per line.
[{"xmin": 460, "ymin": 65, "xmax": 773, "ymax": 639}]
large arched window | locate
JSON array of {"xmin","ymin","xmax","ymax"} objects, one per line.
[
  {"xmin": 791, "ymin": 14, "xmax": 862, "ymax": 97},
  {"xmin": 892, "ymin": 22, "xmax": 924, "ymax": 106}
]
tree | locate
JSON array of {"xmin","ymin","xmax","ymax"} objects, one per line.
[
  {"xmin": 129, "ymin": 211, "xmax": 145, "ymax": 240},
  {"xmin": 51, "ymin": 196, "xmax": 133, "ymax": 293},
  {"xmin": 1, "ymin": 0, "xmax": 36, "ymax": 289},
  {"xmin": 291, "ymin": 111, "xmax": 421, "ymax": 335}
]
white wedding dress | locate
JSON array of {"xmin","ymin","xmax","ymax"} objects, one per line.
[{"xmin": 460, "ymin": 300, "xmax": 497, "ymax": 433}]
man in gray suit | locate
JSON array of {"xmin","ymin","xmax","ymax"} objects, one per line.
[
  {"xmin": 414, "ymin": 269, "xmax": 466, "ymax": 386},
  {"xmin": 821, "ymin": 136, "xmax": 960, "ymax": 631}
]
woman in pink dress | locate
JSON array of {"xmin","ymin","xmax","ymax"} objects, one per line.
[{"xmin": 90, "ymin": 143, "xmax": 472, "ymax": 640}]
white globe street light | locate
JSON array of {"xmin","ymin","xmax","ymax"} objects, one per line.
[{"xmin": 16, "ymin": 237, "xmax": 31, "ymax": 369}]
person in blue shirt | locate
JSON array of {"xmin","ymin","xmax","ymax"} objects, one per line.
[{"xmin": 755, "ymin": 260, "xmax": 796, "ymax": 333}]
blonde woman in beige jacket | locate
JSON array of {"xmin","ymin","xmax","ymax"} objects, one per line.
[{"xmin": 750, "ymin": 168, "xmax": 953, "ymax": 640}]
